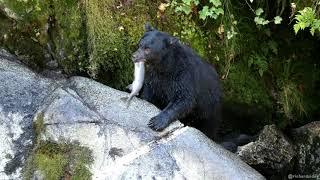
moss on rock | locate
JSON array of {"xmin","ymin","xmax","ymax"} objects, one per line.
[
  {"xmin": 33, "ymin": 113, "xmax": 45, "ymax": 139},
  {"xmin": 84, "ymin": 0, "xmax": 148, "ymax": 88},
  {"xmin": 50, "ymin": 0, "xmax": 88, "ymax": 74},
  {"xmin": 0, "ymin": 0, "xmax": 87, "ymax": 73},
  {"xmin": 34, "ymin": 141, "xmax": 93, "ymax": 180},
  {"xmin": 23, "ymin": 113, "xmax": 93, "ymax": 180}
]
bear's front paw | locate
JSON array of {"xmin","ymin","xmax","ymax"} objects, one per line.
[{"xmin": 148, "ymin": 115, "xmax": 170, "ymax": 131}]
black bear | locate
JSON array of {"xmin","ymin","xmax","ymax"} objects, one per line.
[{"xmin": 132, "ymin": 24, "xmax": 222, "ymax": 140}]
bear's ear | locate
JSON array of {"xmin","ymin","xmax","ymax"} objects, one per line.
[{"xmin": 145, "ymin": 23, "xmax": 154, "ymax": 32}]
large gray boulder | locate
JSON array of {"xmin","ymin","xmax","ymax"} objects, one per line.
[
  {"xmin": 0, "ymin": 49, "xmax": 265, "ymax": 180},
  {"xmin": 237, "ymin": 125, "xmax": 295, "ymax": 177},
  {"xmin": 0, "ymin": 50, "xmax": 59, "ymax": 179},
  {"xmin": 292, "ymin": 121, "xmax": 320, "ymax": 174}
]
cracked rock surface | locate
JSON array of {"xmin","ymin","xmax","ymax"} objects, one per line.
[{"xmin": 0, "ymin": 49, "xmax": 265, "ymax": 179}]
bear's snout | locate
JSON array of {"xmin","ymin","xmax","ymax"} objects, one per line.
[{"xmin": 132, "ymin": 49, "xmax": 146, "ymax": 63}]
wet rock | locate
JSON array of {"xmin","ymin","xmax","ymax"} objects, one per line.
[
  {"xmin": 237, "ymin": 125, "xmax": 295, "ymax": 177},
  {"xmin": 0, "ymin": 50, "xmax": 58, "ymax": 179},
  {"xmin": 292, "ymin": 121, "xmax": 320, "ymax": 174}
]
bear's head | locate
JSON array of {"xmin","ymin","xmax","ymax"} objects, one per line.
[{"xmin": 132, "ymin": 23, "xmax": 178, "ymax": 65}]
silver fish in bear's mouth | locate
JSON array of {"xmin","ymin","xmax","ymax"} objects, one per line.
[{"xmin": 121, "ymin": 61, "xmax": 145, "ymax": 107}]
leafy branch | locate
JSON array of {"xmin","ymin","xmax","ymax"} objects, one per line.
[
  {"xmin": 293, "ymin": 7, "xmax": 320, "ymax": 35},
  {"xmin": 172, "ymin": 0, "xmax": 224, "ymax": 20},
  {"xmin": 254, "ymin": 8, "xmax": 283, "ymax": 25}
]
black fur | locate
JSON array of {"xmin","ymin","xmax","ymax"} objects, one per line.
[{"xmin": 132, "ymin": 25, "xmax": 222, "ymax": 139}]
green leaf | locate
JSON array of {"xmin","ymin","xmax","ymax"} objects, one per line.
[
  {"xmin": 293, "ymin": 7, "xmax": 320, "ymax": 35},
  {"xmin": 274, "ymin": 16, "xmax": 282, "ymax": 24},
  {"xmin": 312, "ymin": 19, "xmax": 320, "ymax": 30},
  {"xmin": 310, "ymin": 27, "xmax": 315, "ymax": 36},
  {"xmin": 262, "ymin": 19, "xmax": 270, "ymax": 25},
  {"xmin": 255, "ymin": 8, "xmax": 264, "ymax": 16},
  {"xmin": 295, "ymin": 14, "xmax": 303, "ymax": 22},
  {"xmin": 294, "ymin": 24, "xmax": 300, "ymax": 34},
  {"xmin": 227, "ymin": 30, "xmax": 237, "ymax": 39},
  {"xmin": 199, "ymin": 6, "xmax": 209, "ymax": 20},
  {"xmin": 254, "ymin": 17, "xmax": 264, "ymax": 25},
  {"xmin": 299, "ymin": 21, "xmax": 306, "ymax": 29},
  {"xmin": 259, "ymin": 69, "xmax": 264, "ymax": 77},
  {"xmin": 176, "ymin": 5, "xmax": 192, "ymax": 15},
  {"xmin": 182, "ymin": 0, "xmax": 192, "ymax": 5},
  {"xmin": 193, "ymin": 0, "xmax": 200, "ymax": 5},
  {"xmin": 254, "ymin": 17, "xmax": 261, "ymax": 24},
  {"xmin": 268, "ymin": 41, "xmax": 278, "ymax": 55},
  {"xmin": 212, "ymin": 14, "xmax": 218, "ymax": 19},
  {"xmin": 214, "ymin": 7, "xmax": 224, "ymax": 15},
  {"xmin": 210, "ymin": 0, "xmax": 222, "ymax": 7}
]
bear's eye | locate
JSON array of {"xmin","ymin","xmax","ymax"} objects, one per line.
[{"xmin": 144, "ymin": 48, "xmax": 151, "ymax": 54}]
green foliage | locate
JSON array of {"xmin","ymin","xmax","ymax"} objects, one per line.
[
  {"xmin": 1, "ymin": 0, "xmax": 157, "ymax": 89},
  {"xmin": 254, "ymin": 8, "xmax": 282, "ymax": 25},
  {"xmin": 224, "ymin": 62, "xmax": 272, "ymax": 107},
  {"xmin": 35, "ymin": 141, "xmax": 93, "ymax": 180},
  {"xmin": 85, "ymin": 0, "xmax": 152, "ymax": 88},
  {"xmin": 204, "ymin": 0, "xmax": 240, "ymax": 80},
  {"xmin": 279, "ymin": 81, "xmax": 307, "ymax": 121},
  {"xmin": 0, "ymin": 0, "xmax": 87, "ymax": 73},
  {"xmin": 35, "ymin": 153, "xmax": 67, "ymax": 180},
  {"xmin": 24, "ymin": 140, "xmax": 93, "ymax": 180},
  {"xmin": 274, "ymin": 16, "xmax": 283, "ymax": 24},
  {"xmin": 172, "ymin": 0, "xmax": 224, "ymax": 20},
  {"xmin": 51, "ymin": 0, "xmax": 88, "ymax": 74},
  {"xmin": 23, "ymin": 113, "xmax": 45, "ymax": 180},
  {"xmin": 254, "ymin": 16, "xmax": 269, "ymax": 25},
  {"xmin": 0, "ymin": 0, "xmax": 49, "ymax": 22},
  {"xmin": 275, "ymin": 60, "xmax": 309, "ymax": 126},
  {"xmin": 248, "ymin": 53, "xmax": 268, "ymax": 77},
  {"xmin": 199, "ymin": 3, "xmax": 224, "ymax": 20},
  {"xmin": 255, "ymin": 8, "xmax": 264, "ymax": 16},
  {"xmin": 173, "ymin": 0, "xmax": 199, "ymax": 15},
  {"xmin": 247, "ymin": 40, "xmax": 278, "ymax": 77},
  {"xmin": 0, "ymin": 1, "xmax": 48, "ymax": 69},
  {"xmin": 170, "ymin": 15, "xmax": 209, "ymax": 58},
  {"xmin": 23, "ymin": 113, "xmax": 93, "ymax": 180},
  {"xmin": 153, "ymin": 1, "xmax": 211, "ymax": 59},
  {"xmin": 294, "ymin": 7, "xmax": 320, "ymax": 35},
  {"xmin": 33, "ymin": 113, "xmax": 45, "ymax": 139}
]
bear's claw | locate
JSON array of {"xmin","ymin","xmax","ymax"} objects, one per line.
[{"xmin": 148, "ymin": 115, "xmax": 169, "ymax": 131}]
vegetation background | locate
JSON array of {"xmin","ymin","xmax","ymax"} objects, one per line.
[{"xmin": 0, "ymin": 0, "xmax": 319, "ymax": 135}]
